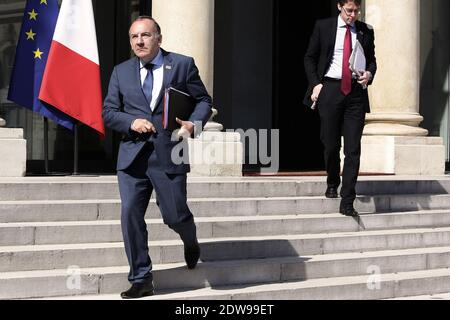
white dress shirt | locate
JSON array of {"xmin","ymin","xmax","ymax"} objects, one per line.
[
  {"xmin": 140, "ymin": 49, "xmax": 164, "ymax": 111},
  {"xmin": 325, "ymin": 15, "xmax": 357, "ymax": 80}
]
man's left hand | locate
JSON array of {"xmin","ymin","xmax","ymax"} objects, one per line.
[
  {"xmin": 357, "ymin": 71, "xmax": 372, "ymax": 87},
  {"xmin": 175, "ymin": 118, "xmax": 195, "ymax": 139}
]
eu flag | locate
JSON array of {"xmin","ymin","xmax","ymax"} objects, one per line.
[{"xmin": 8, "ymin": 0, "xmax": 74, "ymax": 130}]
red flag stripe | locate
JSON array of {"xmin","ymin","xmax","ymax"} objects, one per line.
[{"xmin": 39, "ymin": 41, "xmax": 105, "ymax": 137}]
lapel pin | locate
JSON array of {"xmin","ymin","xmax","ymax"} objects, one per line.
[{"xmin": 165, "ymin": 65, "xmax": 172, "ymax": 70}]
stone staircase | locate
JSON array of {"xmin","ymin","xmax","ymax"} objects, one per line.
[{"xmin": 2, "ymin": 176, "xmax": 450, "ymax": 300}]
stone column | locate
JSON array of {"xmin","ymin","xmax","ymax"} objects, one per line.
[
  {"xmin": 152, "ymin": 0, "xmax": 214, "ymax": 96},
  {"xmin": 358, "ymin": 0, "xmax": 445, "ymax": 175},
  {"xmin": 152, "ymin": 0, "xmax": 242, "ymax": 176}
]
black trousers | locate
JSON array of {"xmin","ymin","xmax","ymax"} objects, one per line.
[
  {"xmin": 317, "ymin": 78, "xmax": 366, "ymax": 206},
  {"xmin": 117, "ymin": 142, "xmax": 197, "ymax": 284}
]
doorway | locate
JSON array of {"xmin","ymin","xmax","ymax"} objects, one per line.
[{"xmin": 273, "ymin": 1, "xmax": 335, "ymax": 172}]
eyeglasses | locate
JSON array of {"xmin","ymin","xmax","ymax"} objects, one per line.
[{"xmin": 341, "ymin": 7, "xmax": 361, "ymax": 16}]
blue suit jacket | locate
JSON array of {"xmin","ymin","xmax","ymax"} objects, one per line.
[{"xmin": 103, "ymin": 49, "xmax": 212, "ymax": 173}]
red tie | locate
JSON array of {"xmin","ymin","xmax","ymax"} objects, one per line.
[{"xmin": 341, "ymin": 25, "xmax": 352, "ymax": 96}]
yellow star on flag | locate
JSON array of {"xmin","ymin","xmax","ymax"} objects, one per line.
[
  {"xmin": 25, "ymin": 29, "xmax": 36, "ymax": 40},
  {"xmin": 28, "ymin": 9, "xmax": 38, "ymax": 20},
  {"xmin": 40, "ymin": 0, "xmax": 48, "ymax": 4},
  {"xmin": 33, "ymin": 48, "xmax": 44, "ymax": 59}
]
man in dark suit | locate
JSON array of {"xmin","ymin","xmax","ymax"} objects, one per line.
[
  {"xmin": 103, "ymin": 16, "xmax": 212, "ymax": 299},
  {"xmin": 304, "ymin": 0, "xmax": 377, "ymax": 217}
]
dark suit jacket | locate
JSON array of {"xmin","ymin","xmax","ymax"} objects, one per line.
[
  {"xmin": 103, "ymin": 49, "xmax": 212, "ymax": 174},
  {"xmin": 303, "ymin": 17, "xmax": 377, "ymax": 112}
]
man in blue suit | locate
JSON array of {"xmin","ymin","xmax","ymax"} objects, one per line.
[{"xmin": 103, "ymin": 16, "xmax": 212, "ymax": 299}]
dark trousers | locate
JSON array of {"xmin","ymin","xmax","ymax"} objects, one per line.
[
  {"xmin": 317, "ymin": 78, "xmax": 366, "ymax": 206},
  {"xmin": 117, "ymin": 142, "xmax": 197, "ymax": 284}
]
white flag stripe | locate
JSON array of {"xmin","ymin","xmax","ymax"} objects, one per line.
[{"xmin": 52, "ymin": 0, "xmax": 99, "ymax": 65}]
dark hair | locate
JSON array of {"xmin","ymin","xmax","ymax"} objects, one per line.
[
  {"xmin": 132, "ymin": 15, "xmax": 162, "ymax": 35},
  {"xmin": 337, "ymin": 0, "xmax": 362, "ymax": 6}
]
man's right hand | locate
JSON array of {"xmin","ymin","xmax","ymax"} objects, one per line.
[
  {"xmin": 311, "ymin": 84, "xmax": 323, "ymax": 103},
  {"xmin": 131, "ymin": 119, "xmax": 157, "ymax": 134}
]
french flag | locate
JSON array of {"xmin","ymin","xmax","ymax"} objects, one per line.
[{"xmin": 39, "ymin": 0, "xmax": 105, "ymax": 137}]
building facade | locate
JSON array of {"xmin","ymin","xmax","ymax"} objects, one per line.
[{"xmin": 0, "ymin": 0, "xmax": 448, "ymax": 174}]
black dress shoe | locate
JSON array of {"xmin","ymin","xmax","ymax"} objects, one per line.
[
  {"xmin": 120, "ymin": 279, "xmax": 154, "ymax": 299},
  {"xmin": 339, "ymin": 206, "xmax": 359, "ymax": 217},
  {"xmin": 325, "ymin": 187, "xmax": 338, "ymax": 199},
  {"xmin": 184, "ymin": 242, "xmax": 201, "ymax": 269}
]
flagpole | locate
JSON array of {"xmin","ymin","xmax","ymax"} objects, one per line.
[
  {"xmin": 43, "ymin": 118, "xmax": 69, "ymax": 176},
  {"xmin": 44, "ymin": 117, "xmax": 50, "ymax": 174},
  {"xmin": 73, "ymin": 122, "xmax": 79, "ymax": 176}
]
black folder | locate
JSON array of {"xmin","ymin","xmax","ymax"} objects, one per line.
[{"xmin": 163, "ymin": 87, "xmax": 196, "ymax": 131}]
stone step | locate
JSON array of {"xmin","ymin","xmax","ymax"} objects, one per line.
[
  {"xmin": 3, "ymin": 210, "xmax": 450, "ymax": 246},
  {"xmin": 2, "ymin": 193, "xmax": 450, "ymax": 223},
  {"xmin": 58, "ymin": 268, "xmax": 450, "ymax": 300},
  {"xmin": 3, "ymin": 225, "xmax": 450, "ymax": 272},
  {"xmin": 5, "ymin": 247, "xmax": 450, "ymax": 300},
  {"xmin": 1, "ymin": 177, "xmax": 450, "ymax": 201},
  {"xmin": 386, "ymin": 292, "xmax": 450, "ymax": 300},
  {"xmin": 36, "ymin": 268, "xmax": 450, "ymax": 301}
]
